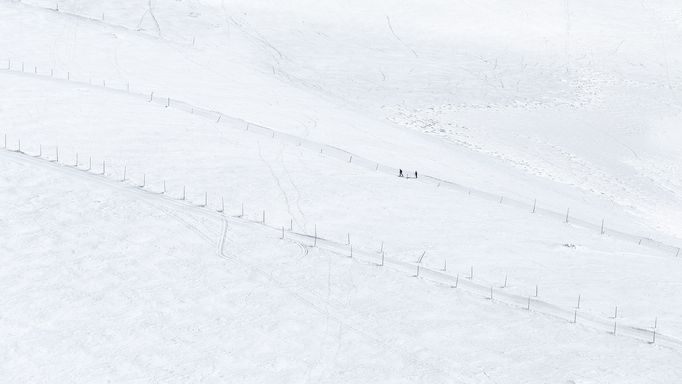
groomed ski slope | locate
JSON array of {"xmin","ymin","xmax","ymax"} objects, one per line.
[{"xmin": 1, "ymin": 0, "xmax": 682, "ymax": 382}]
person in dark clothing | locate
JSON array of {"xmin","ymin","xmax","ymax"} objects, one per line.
[
  {"xmin": 399, "ymin": 169, "xmax": 404, "ymax": 177},
  {"xmin": 414, "ymin": 171, "xmax": 418, "ymax": 179}
]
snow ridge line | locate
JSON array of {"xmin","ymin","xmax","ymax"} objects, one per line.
[
  {"xmin": 0, "ymin": 61, "xmax": 680, "ymax": 258},
  {"xmin": 0, "ymin": 143, "xmax": 679, "ymax": 350}
]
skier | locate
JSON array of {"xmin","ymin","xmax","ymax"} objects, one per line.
[
  {"xmin": 399, "ymin": 169, "xmax": 404, "ymax": 177},
  {"xmin": 414, "ymin": 170, "xmax": 418, "ymax": 179}
]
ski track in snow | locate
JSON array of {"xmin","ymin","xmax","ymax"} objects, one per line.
[
  {"xmin": 277, "ymin": 145, "xmax": 308, "ymax": 232},
  {"xmin": 256, "ymin": 140, "xmax": 300, "ymax": 230},
  {"xmin": 385, "ymin": 15, "xmax": 418, "ymax": 59},
  {"xmin": 146, "ymin": 0, "xmax": 163, "ymax": 37}
]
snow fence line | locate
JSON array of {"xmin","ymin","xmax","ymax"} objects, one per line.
[
  {"xmin": 1, "ymin": 139, "xmax": 680, "ymax": 350},
  {"xmin": 1, "ymin": 59, "xmax": 680, "ymax": 259}
]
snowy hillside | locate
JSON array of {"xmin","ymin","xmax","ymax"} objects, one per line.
[{"xmin": 1, "ymin": 0, "xmax": 682, "ymax": 382}]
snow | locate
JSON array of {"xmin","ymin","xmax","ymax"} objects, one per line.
[
  {"xmin": 2, "ymin": 154, "xmax": 682, "ymax": 383},
  {"xmin": 1, "ymin": 0, "xmax": 682, "ymax": 382}
]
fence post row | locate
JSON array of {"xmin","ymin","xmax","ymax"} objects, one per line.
[
  {"xmin": 3, "ymin": 136, "xmax": 681, "ymax": 348},
  {"xmin": 2, "ymin": 64, "xmax": 679, "ymax": 258}
]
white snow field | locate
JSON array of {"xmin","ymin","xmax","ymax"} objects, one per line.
[
  {"xmin": 1, "ymin": 0, "xmax": 682, "ymax": 382},
  {"xmin": 2, "ymin": 152, "xmax": 682, "ymax": 383}
]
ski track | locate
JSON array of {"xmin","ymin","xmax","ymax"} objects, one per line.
[
  {"xmin": 147, "ymin": 0, "xmax": 163, "ymax": 37},
  {"xmin": 277, "ymin": 145, "xmax": 308, "ymax": 232},
  {"xmin": 256, "ymin": 141, "xmax": 299, "ymax": 230},
  {"xmin": 385, "ymin": 15, "xmax": 418, "ymax": 59}
]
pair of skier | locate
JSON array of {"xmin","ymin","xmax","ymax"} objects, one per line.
[{"xmin": 398, "ymin": 169, "xmax": 417, "ymax": 179}]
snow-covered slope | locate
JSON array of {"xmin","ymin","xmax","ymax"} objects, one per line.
[
  {"xmin": 2, "ymin": 71, "xmax": 682, "ymax": 333},
  {"xmin": 3, "ymin": 145, "xmax": 682, "ymax": 383},
  {"xmin": 3, "ymin": 0, "xmax": 682, "ymax": 241},
  {"xmin": 2, "ymin": 0, "xmax": 682, "ymax": 382}
]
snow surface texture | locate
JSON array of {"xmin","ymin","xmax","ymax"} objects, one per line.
[
  {"xmin": 1, "ymin": 0, "xmax": 682, "ymax": 382},
  {"xmin": 2, "ymin": 144, "xmax": 682, "ymax": 383}
]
